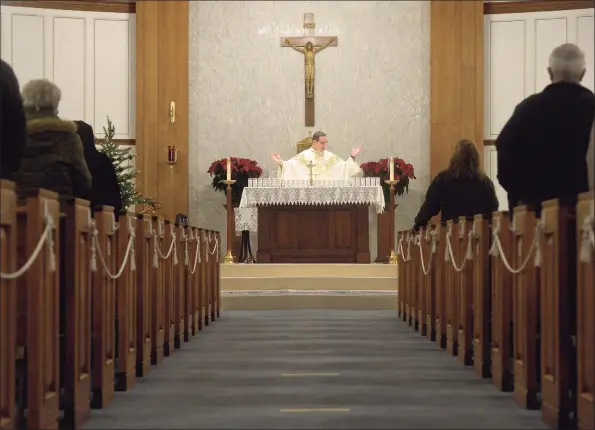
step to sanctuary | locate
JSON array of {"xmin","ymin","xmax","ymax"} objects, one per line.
[{"xmin": 221, "ymin": 263, "xmax": 398, "ymax": 310}]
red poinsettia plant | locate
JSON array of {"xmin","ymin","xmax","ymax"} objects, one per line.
[
  {"xmin": 360, "ymin": 157, "xmax": 416, "ymax": 204},
  {"xmin": 207, "ymin": 157, "xmax": 263, "ymax": 205}
]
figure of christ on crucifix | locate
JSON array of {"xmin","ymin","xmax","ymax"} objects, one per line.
[
  {"xmin": 281, "ymin": 13, "xmax": 338, "ymax": 126},
  {"xmin": 285, "ymin": 39, "xmax": 333, "ymax": 99}
]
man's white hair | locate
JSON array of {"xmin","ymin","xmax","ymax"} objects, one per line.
[
  {"xmin": 548, "ymin": 43, "xmax": 586, "ymax": 82},
  {"xmin": 21, "ymin": 79, "xmax": 61, "ymax": 112}
]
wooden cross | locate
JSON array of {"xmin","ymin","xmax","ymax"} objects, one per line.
[{"xmin": 281, "ymin": 13, "xmax": 338, "ymax": 127}]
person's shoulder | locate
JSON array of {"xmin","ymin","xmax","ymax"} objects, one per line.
[{"xmin": 27, "ymin": 117, "xmax": 77, "ymax": 136}]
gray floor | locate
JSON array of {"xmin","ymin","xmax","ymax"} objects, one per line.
[{"xmin": 84, "ymin": 310, "xmax": 547, "ymax": 429}]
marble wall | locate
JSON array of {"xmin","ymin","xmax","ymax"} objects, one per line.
[{"xmin": 189, "ymin": 1, "xmax": 430, "ymax": 258}]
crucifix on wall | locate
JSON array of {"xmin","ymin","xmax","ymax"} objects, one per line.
[{"xmin": 281, "ymin": 13, "xmax": 338, "ymax": 127}]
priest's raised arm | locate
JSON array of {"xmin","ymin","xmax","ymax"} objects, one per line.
[{"xmin": 270, "ymin": 131, "xmax": 363, "ymax": 180}]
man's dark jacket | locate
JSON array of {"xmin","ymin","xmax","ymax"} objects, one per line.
[
  {"xmin": 0, "ymin": 60, "xmax": 26, "ymax": 179},
  {"xmin": 496, "ymin": 82, "xmax": 595, "ymax": 209},
  {"xmin": 75, "ymin": 121, "xmax": 123, "ymax": 214}
]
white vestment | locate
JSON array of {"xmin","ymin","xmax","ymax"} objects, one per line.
[{"xmin": 278, "ymin": 148, "xmax": 362, "ymax": 180}]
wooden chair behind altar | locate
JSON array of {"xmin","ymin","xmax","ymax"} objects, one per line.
[{"xmin": 296, "ymin": 131, "xmax": 313, "ymax": 154}]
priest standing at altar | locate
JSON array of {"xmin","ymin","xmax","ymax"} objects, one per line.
[{"xmin": 270, "ymin": 131, "xmax": 363, "ymax": 180}]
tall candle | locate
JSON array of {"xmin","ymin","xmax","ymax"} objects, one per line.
[
  {"xmin": 226, "ymin": 157, "xmax": 231, "ymax": 181},
  {"xmin": 389, "ymin": 157, "xmax": 395, "ymax": 181}
]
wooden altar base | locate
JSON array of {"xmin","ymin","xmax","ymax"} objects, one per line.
[
  {"xmin": 257, "ymin": 205, "xmax": 370, "ymax": 264},
  {"xmin": 221, "ymin": 263, "xmax": 398, "ymax": 310}
]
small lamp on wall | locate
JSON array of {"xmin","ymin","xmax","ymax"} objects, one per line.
[{"xmin": 165, "ymin": 145, "xmax": 179, "ymax": 171}]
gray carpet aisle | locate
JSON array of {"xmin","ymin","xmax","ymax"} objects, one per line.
[{"xmin": 84, "ymin": 310, "xmax": 547, "ymax": 429}]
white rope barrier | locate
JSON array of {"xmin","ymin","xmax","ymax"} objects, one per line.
[
  {"xmin": 488, "ymin": 215, "xmax": 543, "ymax": 274},
  {"xmin": 416, "ymin": 229, "xmax": 436, "ymax": 276},
  {"xmin": 89, "ymin": 215, "xmax": 136, "ymax": 279},
  {"xmin": 189, "ymin": 231, "xmax": 201, "ymax": 275},
  {"xmin": 579, "ymin": 201, "xmax": 595, "ymax": 263},
  {"xmin": 0, "ymin": 200, "xmax": 56, "ymax": 280},
  {"xmin": 444, "ymin": 221, "xmax": 470, "ymax": 272},
  {"xmin": 206, "ymin": 232, "xmax": 220, "ymax": 262}
]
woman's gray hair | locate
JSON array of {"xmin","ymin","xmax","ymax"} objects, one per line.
[
  {"xmin": 21, "ymin": 78, "xmax": 62, "ymax": 113},
  {"xmin": 549, "ymin": 43, "xmax": 586, "ymax": 82}
]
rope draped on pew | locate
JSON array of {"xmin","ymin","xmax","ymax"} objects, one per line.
[
  {"xmin": 444, "ymin": 220, "xmax": 475, "ymax": 272},
  {"xmin": 488, "ymin": 213, "xmax": 544, "ymax": 273},
  {"xmin": 186, "ymin": 229, "xmax": 201, "ymax": 275},
  {"xmin": 153, "ymin": 220, "xmax": 179, "ymax": 266},
  {"xmin": 416, "ymin": 228, "xmax": 437, "ymax": 275},
  {"xmin": 89, "ymin": 214, "xmax": 136, "ymax": 279},
  {"xmin": 398, "ymin": 233, "xmax": 412, "ymax": 262},
  {"xmin": 579, "ymin": 201, "xmax": 595, "ymax": 263},
  {"xmin": 0, "ymin": 199, "xmax": 56, "ymax": 279},
  {"xmin": 204, "ymin": 231, "xmax": 220, "ymax": 262}
]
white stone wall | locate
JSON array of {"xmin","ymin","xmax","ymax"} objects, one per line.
[{"xmin": 189, "ymin": 1, "xmax": 430, "ymax": 257}]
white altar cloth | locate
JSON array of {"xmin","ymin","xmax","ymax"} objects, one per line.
[{"xmin": 239, "ymin": 178, "xmax": 385, "ymax": 215}]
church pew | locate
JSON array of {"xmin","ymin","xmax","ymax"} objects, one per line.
[
  {"xmin": 396, "ymin": 231, "xmax": 405, "ymax": 319},
  {"xmin": 0, "ymin": 181, "xmax": 17, "ymax": 430},
  {"xmin": 434, "ymin": 226, "xmax": 447, "ymax": 349},
  {"xmin": 417, "ymin": 228, "xmax": 430, "ymax": 336},
  {"xmin": 456, "ymin": 217, "xmax": 474, "ymax": 366},
  {"xmin": 200, "ymin": 228, "xmax": 209, "ymax": 328},
  {"xmin": 423, "ymin": 226, "xmax": 437, "ymax": 341},
  {"xmin": 206, "ymin": 230, "xmax": 215, "ymax": 323},
  {"xmin": 216, "ymin": 231, "xmax": 222, "ymax": 318},
  {"xmin": 511, "ymin": 206, "xmax": 541, "ymax": 410},
  {"xmin": 471, "ymin": 214, "xmax": 491, "ymax": 378},
  {"xmin": 115, "ymin": 211, "xmax": 137, "ymax": 391},
  {"xmin": 135, "ymin": 214, "xmax": 152, "ymax": 377},
  {"xmin": 174, "ymin": 222, "xmax": 186, "ymax": 348},
  {"xmin": 445, "ymin": 220, "xmax": 460, "ymax": 356},
  {"xmin": 490, "ymin": 211, "xmax": 514, "ymax": 391},
  {"xmin": 150, "ymin": 216, "xmax": 165, "ymax": 365},
  {"xmin": 576, "ymin": 191, "xmax": 594, "ymax": 430},
  {"xmin": 409, "ymin": 230, "xmax": 420, "ymax": 330},
  {"xmin": 403, "ymin": 231, "xmax": 413, "ymax": 324},
  {"xmin": 61, "ymin": 198, "xmax": 92, "ymax": 428},
  {"xmin": 15, "ymin": 189, "xmax": 61, "ymax": 429},
  {"xmin": 90, "ymin": 206, "xmax": 116, "ymax": 409},
  {"xmin": 539, "ymin": 199, "xmax": 576, "ymax": 428},
  {"xmin": 162, "ymin": 220, "xmax": 176, "ymax": 357},
  {"xmin": 186, "ymin": 226, "xmax": 199, "ymax": 337}
]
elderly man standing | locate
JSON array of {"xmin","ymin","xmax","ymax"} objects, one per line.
[{"xmin": 496, "ymin": 43, "xmax": 595, "ymax": 210}]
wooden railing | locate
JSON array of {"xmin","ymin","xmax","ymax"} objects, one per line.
[
  {"xmin": 0, "ymin": 180, "xmax": 221, "ymax": 430},
  {"xmin": 396, "ymin": 192, "xmax": 595, "ymax": 430}
]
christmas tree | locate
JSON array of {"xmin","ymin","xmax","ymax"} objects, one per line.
[{"xmin": 99, "ymin": 116, "xmax": 155, "ymax": 210}]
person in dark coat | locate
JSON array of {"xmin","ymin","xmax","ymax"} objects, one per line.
[
  {"xmin": 496, "ymin": 43, "xmax": 595, "ymax": 211},
  {"xmin": 0, "ymin": 60, "xmax": 26, "ymax": 179},
  {"xmin": 15, "ymin": 79, "xmax": 91, "ymax": 202},
  {"xmin": 75, "ymin": 120, "xmax": 123, "ymax": 214},
  {"xmin": 414, "ymin": 139, "xmax": 499, "ymax": 230}
]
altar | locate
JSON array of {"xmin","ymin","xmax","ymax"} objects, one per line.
[{"xmin": 239, "ymin": 178, "xmax": 385, "ymax": 263}]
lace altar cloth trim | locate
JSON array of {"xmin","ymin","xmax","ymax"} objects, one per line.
[
  {"xmin": 222, "ymin": 289, "xmax": 398, "ymax": 297},
  {"xmin": 248, "ymin": 177, "xmax": 381, "ymax": 188},
  {"xmin": 235, "ymin": 207, "xmax": 257, "ymax": 234},
  {"xmin": 239, "ymin": 185, "xmax": 386, "ymax": 214}
]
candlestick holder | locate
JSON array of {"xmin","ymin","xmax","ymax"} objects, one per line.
[
  {"xmin": 222, "ymin": 179, "xmax": 237, "ymax": 264},
  {"xmin": 384, "ymin": 179, "xmax": 399, "ymax": 265}
]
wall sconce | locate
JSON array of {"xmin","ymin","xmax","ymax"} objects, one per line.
[{"xmin": 166, "ymin": 145, "xmax": 179, "ymax": 171}]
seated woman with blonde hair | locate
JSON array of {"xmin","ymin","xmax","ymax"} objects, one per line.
[
  {"xmin": 15, "ymin": 79, "xmax": 91, "ymax": 202},
  {"xmin": 413, "ymin": 139, "xmax": 499, "ymax": 230}
]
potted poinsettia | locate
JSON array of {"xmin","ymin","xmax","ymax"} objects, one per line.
[
  {"xmin": 360, "ymin": 157, "xmax": 415, "ymax": 263},
  {"xmin": 207, "ymin": 157, "xmax": 263, "ymax": 206},
  {"xmin": 360, "ymin": 157, "xmax": 416, "ymax": 205}
]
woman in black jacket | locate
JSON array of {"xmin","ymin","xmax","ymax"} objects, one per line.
[
  {"xmin": 414, "ymin": 139, "xmax": 499, "ymax": 230},
  {"xmin": 75, "ymin": 120, "xmax": 123, "ymax": 214}
]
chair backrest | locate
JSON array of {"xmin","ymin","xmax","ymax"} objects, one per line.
[{"xmin": 296, "ymin": 131, "xmax": 313, "ymax": 154}]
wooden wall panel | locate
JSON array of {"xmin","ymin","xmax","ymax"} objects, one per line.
[
  {"xmin": 136, "ymin": 1, "xmax": 188, "ymax": 219},
  {"xmin": 430, "ymin": 1, "xmax": 484, "ymax": 178}
]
